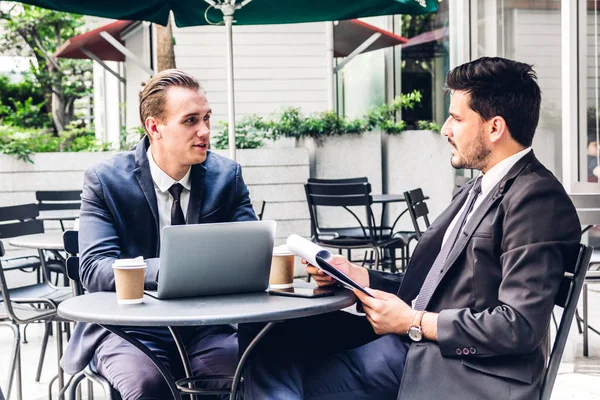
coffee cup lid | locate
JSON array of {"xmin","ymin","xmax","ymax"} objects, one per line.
[
  {"xmin": 113, "ymin": 256, "xmax": 147, "ymax": 269},
  {"xmin": 273, "ymin": 244, "xmax": 294, "ymax": 256}
]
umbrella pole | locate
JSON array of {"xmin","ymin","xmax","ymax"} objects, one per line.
[{"xmin": 224, "ymin": 13, "xmax": 237, "ymax": 161}]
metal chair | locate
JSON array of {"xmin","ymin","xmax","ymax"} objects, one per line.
[
  {"xmin": 567, "ymin": 191, "xmax": 600, "ymax": 357},
  {"xmin": 305, "ymin": 181, "xmax": 405, "ymax": 271},
  {"xmin": 0, "ymin": 240, "xmax": 62, "ymax": 400},
  {"xmin": 540, "ymin": 244, "xmax": 593, "ymax": 400},
  {"xmin": 35, "ymin": 191, "xmax": 82, "ymax": 232},
  {"xmin": 0, "ymin": 204, "xmax": 72, "ymax": 387},
  {"xmin": 62, "ymin": 230, "xmax": 122, "ymax": 400},
  {"xmin": 0, "ymin": 203, "xmax": 67, "ymax": 286}
]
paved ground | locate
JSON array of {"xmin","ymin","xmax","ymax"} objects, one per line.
[{"xmin": 1, "ymin": 287, "xmax": 600, "ymax": 400}]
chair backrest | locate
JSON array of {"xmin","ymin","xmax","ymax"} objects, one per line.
[
  {"xmin": 0, "ymin": 203, "xmax": 43, "ymax": 239},
  {"xmin": 304, "ymin": 181, "xmax": 375, "ymax": 241},
  {"xmin": 540, "ymin": 244, "xmax": 593, "ymax": 400},
  {"xmin": 252, "ymin": 200, "xmax": 266, "ymax": 221},
  {"xmin": 36, "ymin": 190, "xmax": 82, "ymax": 211},
  {"xmin": 403, "ymin": 188, "xmax": 430, "ymax": 239},
  {"xmin": 62, "ymin": 230, "xmax": 83, "ymax": 296},
  {"xmin": 307, "ymin": 177, "xmax": 368, "ymax": 184}
]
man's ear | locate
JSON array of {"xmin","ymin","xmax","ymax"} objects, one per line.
[
  {"xmin": 145, "ymin": 117, "xmax": 161, "ymax": 141},
  {"xmin": 488, "ymin": 116, "xmax": 507, "ymax": 144}
]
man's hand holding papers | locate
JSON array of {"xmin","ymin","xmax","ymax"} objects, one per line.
[{"xmin": 286, "ymin": 235, "xmax": 373, "ymax": 297}]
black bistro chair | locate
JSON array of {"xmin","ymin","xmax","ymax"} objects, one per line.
[
  {"xmin": 567, "ymin": 191, "xmax": 600, "ymax": 357},
  {"xmin": 305, "ymin": 181, "xmax": 405, "ymax": 271},
  {"xmin": 62, "ymin": 230, "xmax": 122, "ymax": 400},
  {"xmin": 540, "ymin": 244, "xmax": 592, "ymax": 400},
  {"xmin": 36, "ymin": 190, "xmax": 82, "ymax": 231},
  {"xmin": 0, "ymin": 240, "xmax": 64, "ymax": 400}
]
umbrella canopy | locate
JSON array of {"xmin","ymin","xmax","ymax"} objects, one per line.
[{"xmin": 16, "ymin": 0, "xmax": 438, "ymax": 27}]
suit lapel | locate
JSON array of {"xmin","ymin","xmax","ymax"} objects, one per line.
[
  {"xmin": 398, "ymin": 185, "xmax": 471, "ymax": 303},
  {"xmin": 186, "ymin": 160, "xmax": 207, "ymax": 224},
  {"xmin": 423, "ymin": 151, "xmax": 536, "ymax": 306},
  {"xmin": 133, "ymin": 137, "xmax": 160, "ymax": 248}
]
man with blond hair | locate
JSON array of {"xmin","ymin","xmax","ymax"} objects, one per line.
[{"xmin": 61, "ymin": 69, "xmax": 256, "ymax": 399}]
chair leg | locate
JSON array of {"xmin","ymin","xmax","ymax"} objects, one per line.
[
  {"xmin": 56, "ymin": 321, "xmax": 65, "ymax": 400},
  {"xmin": 575, "ymin": 309, "xmax": 583, "ymax": 334},
  {"xmin": 35, "ymin": 322, "xmax": 52, "ymax": 381},
  {"xmin": 389, "ymin": 248, "xmax": 397, "ymax": 273},
  {"xmin": 67, "ymin": 372, "xmax": 86, "ymax": 400},
  {"xmin": 87, "ymin": 378, "xmax": 94, "ymax": 400},
  {"xmin": 583, "ymin": 283, "xmax": 589, "ymax": 357},
  {"xmin": 3, "ymin": 322, "xmax": 22, "ymax": 400},
  {"xmin": 22, "ymin": 324, "xmax": 28, "ymax": 344}
]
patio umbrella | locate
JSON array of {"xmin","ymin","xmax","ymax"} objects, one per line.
[{"xmin": 17, "ymin": 0, "xmax": 439, "ymax": 159}]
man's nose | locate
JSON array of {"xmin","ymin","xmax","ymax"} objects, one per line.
[
  {"xmin": 441, "ymin": 120, "xmax": 451, "ymax": 137},
  {"xmin": 197, "ymin": 123, "xmax": 210, "ymax": 137}
]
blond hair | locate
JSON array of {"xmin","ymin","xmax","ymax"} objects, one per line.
[{"xmin": 139, "ymin": 69, "xmax": 201, "ymax": 134}]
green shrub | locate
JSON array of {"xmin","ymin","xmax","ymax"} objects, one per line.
[
  {"xmin": 0, "ymin": 74, "xmax": 51, "ymax": 128},
  {"xmin": 213, "ymin": 116, "xmax": 271, "ymax": 150},
  {"xmin": 417, "ymin": 120, "xmax": 442, "ymax": 133},
  {"xmin": 212, "ymin": 90, "xmax": 438, "ymax": 149},
  {"xmin": 0, "ymin": 125, "xmax": 111, "ymax": 163}
]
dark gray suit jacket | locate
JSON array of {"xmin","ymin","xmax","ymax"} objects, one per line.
[
  {"xmin": 61, "ymin": 136, "xmax": 256, "ymax": 374},
  {"xmin": 369, "ymin": 151, "xmax": 581, "ymax": 400}
]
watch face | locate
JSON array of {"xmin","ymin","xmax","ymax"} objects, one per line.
[{"xmin": 408, "ymin": 327, "xmax": 422, "ymax": 342}]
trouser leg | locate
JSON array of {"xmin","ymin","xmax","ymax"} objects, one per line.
[{"xmin": 240, "ymin": 311, "xmax": 408, "ymax": 400}]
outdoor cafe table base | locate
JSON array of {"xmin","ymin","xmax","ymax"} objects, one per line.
[{"xmin": 58, "ymin": 290, "xmax": 356, "ymax": 400}]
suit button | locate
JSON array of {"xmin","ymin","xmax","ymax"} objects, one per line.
[
  {"xmin": 469, "ymin": 347, "xmax": 477, "ymax": 355},
  {"xmin": 462, "ymin": 347, "xmax": 470, "ymax": 355},
  {"xmin": 456, "ymin": 348, "xmax": 463, "ymax": 355}
]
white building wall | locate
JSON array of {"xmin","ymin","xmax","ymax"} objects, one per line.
[
  {"xmin": 93, "ymin": 61, "xmax": 121, "ymax": 147},
  {"xmin": 123, "ymin": 23, "xmax": 153, "ymax": 131},
  {"xmin": 172, "ymin": 22, "xmax": 330, "ymax": 128},
  {"xmin": 511, "ymin": 9, "xmax": 562, "ymax": 177}
]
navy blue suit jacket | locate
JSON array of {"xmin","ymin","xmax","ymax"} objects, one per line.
[{"xmin": 61, "ymin": 136, "xmax": 256, "ymax": 374}]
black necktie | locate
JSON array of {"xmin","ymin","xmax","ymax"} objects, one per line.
[
  {"xmin": 168, "ymin": 183, "xmax": 186, "ymax": 226},
  {"xmin": 414, "ymin": 177, "xmax": 482, "ymax": 311}
]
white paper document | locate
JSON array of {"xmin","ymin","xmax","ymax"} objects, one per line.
[{"xmin": 286, "ymin": 235, "xmax": 374, "ymax": 297}]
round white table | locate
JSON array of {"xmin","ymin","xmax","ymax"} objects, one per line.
[
  {"xmin": 58, "ymin": 289, "xmax": 356, "ymax": 400},
  {"xmin": 8, "ymin": 232, "xmax": 65, "ymax": 251}
]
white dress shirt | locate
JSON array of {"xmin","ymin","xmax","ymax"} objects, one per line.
[
  {"xmin": 147, "ymin": 146, "xmax": 192, "ymax": 236},
  {"xmin": 441, "ymin": 147, "xmax": 532, "ymax": 246}
]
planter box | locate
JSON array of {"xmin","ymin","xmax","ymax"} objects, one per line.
[{"xmin": 384, "ymin": 130, "xmax": 455, "ymax": 231}]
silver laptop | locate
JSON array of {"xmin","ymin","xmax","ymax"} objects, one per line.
[{"xmin": 147, "ymin": 220, "xmax": 276, "ymax": 300}]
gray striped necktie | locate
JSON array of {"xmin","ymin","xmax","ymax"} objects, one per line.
[{"xmin": 413, "ymin": 177, "xmax": 482, "ymax": 311}]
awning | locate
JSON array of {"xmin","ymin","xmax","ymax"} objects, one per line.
[
  {"xmin": 55, "ymin": 20, "xmax": 134, "ymax": 61},
  {"xmin": 57, "ymin": 18, "xmax": 407, "ymax": 62},
  {"xmin": 402, "ymin": 26, "xmax": 447, "ymax": 49},
  {"xmin": 334, "ymin": 19, "xmax": 407, "ymax": 58}
]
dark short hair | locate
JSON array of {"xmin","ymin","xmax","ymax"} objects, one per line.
[{"xmin": 444, "ymin": 57, "xmax": 541, "ymax": 147}]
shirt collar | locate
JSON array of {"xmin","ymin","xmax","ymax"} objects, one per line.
[
  {"xmin": 147, "ymin": 146, "xmax": 192, "ymax": 193},
  {"xmin": 478, "ymin": 147, "xmax": 532, "ymax": 197}
]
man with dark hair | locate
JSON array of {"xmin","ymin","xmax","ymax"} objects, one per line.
[
  {"xmin": 61, "ymin": 69, "xmax": 256, "ymax": 399},
  {"xmin": 242, "ymin": 57, "xmax": 581, "ymax": 399}
]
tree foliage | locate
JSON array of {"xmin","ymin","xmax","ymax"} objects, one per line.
[{"xmin": 0, "ymin": 2, "xmax": 93, "ymax": 133}]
